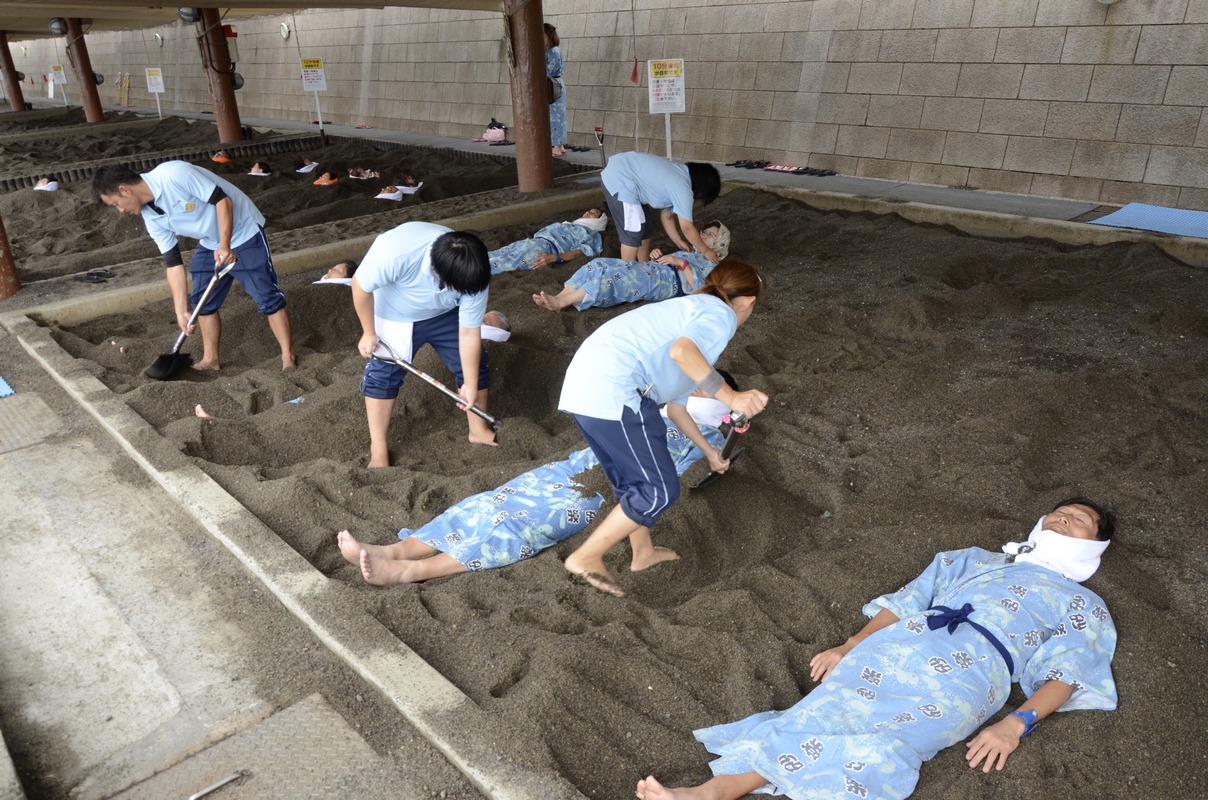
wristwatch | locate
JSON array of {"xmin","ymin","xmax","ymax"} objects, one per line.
[{"xmin": 1008, "ymin": 709, "xmax": 1039, "ymax": 737}]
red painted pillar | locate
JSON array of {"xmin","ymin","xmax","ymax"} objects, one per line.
[
  {"xmin": 196, "ymin": 9, "xmax": 244, "ymax": 143},
  {"xmin": 0, "ymin": 213, "xmax": 20, "ymax": 300},
  {"xmin": 64, "ymin": 18, "xmax": 104, "ymax": 122},
  {"xmin": 0, "ymin": 32, "xmax": 27, "ymax": 112},
  {"xmin": 507, "ymin": 0, "xmax": 554, "ymax": 192}
]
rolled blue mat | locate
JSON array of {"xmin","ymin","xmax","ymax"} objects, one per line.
[
  {"xmin": 1088, "ymin": 203, "xmax": 1208, "ymax": 239},
  {"xmin": 0, "ymin": 375, "xmax": 13, "ymax": 398}
]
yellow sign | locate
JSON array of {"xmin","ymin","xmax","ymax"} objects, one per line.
[
  {"xmin": 649, "ymin": 60, "xmax": 682, "ymax": 79},
  {"xmin": 300, "ymin": 58, "xmax": 323, "ymax": 70}
]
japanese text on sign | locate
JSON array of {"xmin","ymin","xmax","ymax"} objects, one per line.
[
  {"xmin": 50, "ymin": 65, "xmax": 67, "ymax": 85},
  {"xmin": 647, "ymin": 59, "xmax": 685, "ymax": 114},
  {"xmin": 300, "ymin": 57, "xmax": 327, "ymax": 92},
  {"xmin": 145, "ymin": 68, "xmax": 165, "ymax": 94}
]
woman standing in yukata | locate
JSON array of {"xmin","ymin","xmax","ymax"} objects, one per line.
[{"xmin": 546, "ymin": 23, "xmax": 567, "ymax": 157}]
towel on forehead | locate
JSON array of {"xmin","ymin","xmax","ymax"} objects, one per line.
[
  {"xmin": 375, "ymin": 183, "xmax": 423, "ymax": 200},
  {"xmin": 1003, "ymin": 517, "xmax": 1110, "ymax": 583}
]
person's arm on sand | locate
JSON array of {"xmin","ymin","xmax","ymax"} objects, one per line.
[
  {"xmin": 166, "ymin": 264, "xmax": 194, "ymax": 335},
  {"xmin": 677, "ymin": 215, "xmax": 718, "ymax": 264},
  {"xmin": 808, "ymin": 607, "xmax": 900, "ymax": 683},
  {"xmin": 965, "ymin": 679, "xmax": 1075, "ymax": 773},
  {"xmin": 668, "ymin": 337, "xmax": 768, "ymax": 419},
  {"xmin": 532, "ymin": 248, "xmax": 586, "ymax": 269},
  {"xmin": 351, "ymin": 276, "xmax": 378, "ymax": 357},
  {"xmin": 665, "ymin": 402, "xmax": 728, "ymax": 474},
  {"xmin": 456, "ymin": 325, "xmax": 481, "ymax": 411},
  {"xmin": 213, "ymin": 196, "xmax": 237, "ymax": 267}
]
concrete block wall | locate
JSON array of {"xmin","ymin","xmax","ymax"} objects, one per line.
[{"xmin": 9, "ymin": 0, "xmax": 1208, "ymax": 209}]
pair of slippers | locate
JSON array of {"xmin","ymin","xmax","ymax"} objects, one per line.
[
  {"xmin": 791, "ymin": 166, "xmax": 837, "ymax": 176},
  {"xmin": 488, "ymin": 140, "xmax": 515, "ymax": 146},
  {"xmin": 564, "ymin": 145, "xmax": 592, "ymax": 152},
  {"xmin": 727, "ymin": 160, "xmax": 770, "ymax": 169},
  {"xmin": 74, "ymin": 268, "xmax": 114, "ymax": 284}
]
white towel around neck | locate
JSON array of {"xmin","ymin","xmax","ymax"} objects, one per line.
[{"xmin": 1002, "ymin": 516, "xmax": 1109, "ymax": 583}]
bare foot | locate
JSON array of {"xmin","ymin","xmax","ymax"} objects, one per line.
[
  {"xmin": 635, "ymin": 775, "xmax": 691, "ymax": 799},
  {"xmin": 336, "ymin": 529, "xmax": 402, "ymax": 566},
  {"xmin": 564, "ymin": 555, "xmax": 625, "ymax": 597},
  {"xmin": 368, "ymin": 456, "xmax": 390, "ymax": 469},
  {"xmin": 194, "ymin": 404, "xmax": 212, "ymax": 419},
  {"xmin": 631, "ymin": 546, "xmax": 679, "ymax": 572},
  {"xmin": 282, "ymin": 353, "xmax": 297, "ymax": 370},
  {"xmin": 468, "ymin": 430, "xmax": 499, "ymax": 447},
  {"xmin": 532, "ymin": 291, "xmax": 565, "ymax": 312},
  {"xmin": 359, "ymin": 549, "xmax": 419, "ymax": 586},
  {"xmin": 192, "ymin": 359, "xmax": 221, "ymax": 371}
]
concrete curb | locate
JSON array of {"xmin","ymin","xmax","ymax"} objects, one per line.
[{"xmin": 730, "ymin": 180, "xmax": 1208, "ymax": 270}]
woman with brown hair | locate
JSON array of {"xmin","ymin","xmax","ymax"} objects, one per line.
[{"xmin": 557, "ymin": 259, "xmax": 770, "ymax": 597}]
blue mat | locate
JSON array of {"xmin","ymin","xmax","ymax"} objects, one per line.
[
  {"xmin": 0, "ymin": 375, "xmax": 12, "ymax": 398},
  {"xmin": 1088, "ymin": 203, "xmax": 1208, "ymax": 239}
]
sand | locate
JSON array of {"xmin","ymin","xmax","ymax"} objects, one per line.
[{"xmin": 44, "ymin": 179, "xmax": 1208, "ymax": 799}]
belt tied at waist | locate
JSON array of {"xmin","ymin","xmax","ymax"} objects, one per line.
[{"xmin": 926, "ymin": 603, "xmax": 1014, "ymax": 676}]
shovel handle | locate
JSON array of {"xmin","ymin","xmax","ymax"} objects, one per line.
[
  {"xmin": 371, "ymin": 342, "xmax": 502, "ymax": 432},
  {"xmin": 718, "ymin": 412, "xmax": 749, "ymax": 460},
  {"xmin": 170, "ymin": 264, "xmax": 235, "ymax": 353}
]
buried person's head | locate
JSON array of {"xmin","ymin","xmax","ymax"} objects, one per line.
[
  {"xmin": 1045, "ymin": 497, "xmax": 1116, "ymax": 541},
  {"xmin": 324, "ymin": 259, "xmax": 358, "ymax": 280},
  {"xmin": 92, "ymin": 164, "xmax": 151, "ymax": 214},
  {"xmin": 699, "ymin": 221, "xmax": 731, "ymax": 260},
  {"xmin": 430, "ymin": 231, "xmax": 491, "ymax": 295}
]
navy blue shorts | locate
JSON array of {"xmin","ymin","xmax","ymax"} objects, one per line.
[
  {"xmin": 360, "ymin": 309, "xmax": 491, "ymax": 401},
  {"xmin": 190, "ymin": 227, "xmax": 286, "ymax": 316},
  {"xmin": 602, "ymin": 186, "xmax": 654, "ymax": 248},
  {"xmin": 572, "ymin": 396, "xmax": 681, "ymax": 528}
]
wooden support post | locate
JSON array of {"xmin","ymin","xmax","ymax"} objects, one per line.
[
  {"xmin": 0, "ymin": 213, "xmax": 20, "ymax": 300},
  {"xmin": 0, "ymin": 32, "xmax": 27, "ymax": 112},
  {"xmin": 507, "ymin": 0, "xmax": 554, "ymax": 192},
  {"xmin": 196, "ymin": 8, "xmax": 244, "ymax": 144},
  {"xmin": 64, "ymin": 18, "xmax": 103, "ymax": 122}
]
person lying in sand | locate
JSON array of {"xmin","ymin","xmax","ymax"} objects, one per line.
[
  {"xmin": 489, "ymin": 209, "xmax": 609, "ymax": 274},
  {"xmin": 321, "ymin": 259, "xmax": 358, "ymax": 281},
  {"xmin": 211, "ymin": 149, "xmax": 233, "ymax": 164},
  {"xmin": 312, "ymin": 172, "xmax": 339, "ymax": 186},
  {"xmin": 336, "ymin": 388, "xmax": 735, "ymax": 585},
  {"xmin": 635, "ymin": 498, "xmax": 1119, "ymax": 800},
  {"xmin": 248, "ymin": 162, "xmax": 272, "ymax": 176},
  {"xmin": 33, "ymin": 177, "xmax": 58, "ymax": 191},
  {"xmin": 533, "ymin": 221, "xmax": 729, "ymax": 312},
  {"xmin": 347, "ymin": 167, "xmax": 381, "ymax": 179},
  {"xmin": 559, "ymin": 260, "xmax": 768, "ymax": 597},
  {"xmin": 293, "ymin": 157, "xmax": 320, "ymax": 174}
]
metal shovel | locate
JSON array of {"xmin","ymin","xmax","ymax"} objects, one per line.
[
  {"xmin": 370, "ymin": 340, "xmax": 502, "ymax": 432},
  {"xmin": 144, "ymin": 264, "xmax": 233, "ymax": 380},
  {"xmin": 692, "ymin": 411, "xmax": 749, "ymax": 490}
]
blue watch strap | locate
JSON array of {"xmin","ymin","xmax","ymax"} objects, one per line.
[{"xmin": 1008, "ymin": 709, "xmax": 1039, "ymax": 737}]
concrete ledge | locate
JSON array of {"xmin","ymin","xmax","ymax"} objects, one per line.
[
  {"xmin": 727, "ymin": 180, "xmax": 1208, "ymax": 269},
  {"xmin": 0, "ymin": 117, "xmax": 161, "ymax": 146}
]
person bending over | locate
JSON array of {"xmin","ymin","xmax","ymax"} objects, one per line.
[
  {"xmin": 489, "ymin": 209, "xmax": 609, "ymax": 274},
  {"xmin": 336, "ymin": 388, "xmax": 737, "ymax": 585},
  {"xmin": 600, "ymin": 151, "xmax": 721, "ymax": 263},
  {"xmin": 534, "ymin": 221, "xmax": 729, "ymax": 312},
  {"xmin": 353, "ymin": 221, "xmax": 495, "ymax": 467},
  {"xmin": 636, "ymin": 498, "xmax": 1119, "ymax": 800},
  {"xmin": 92, "ymin": 162, "xmax": 294, "ymax": 371}
]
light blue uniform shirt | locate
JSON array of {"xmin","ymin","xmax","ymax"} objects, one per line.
[
  {"xmin": 600, "ymin": 151, "xmax": 696, "ymax": 222},
  {"xmin": 355, "ymin": 221, "xmax": 488, "ymax": 327},
  {"xmin": 558, "ymin": 294, "xmax": 737, "ymax": 420},
  {"xmin": 140, "ymin": 161, "xmax": 264, "ymax": 253}
]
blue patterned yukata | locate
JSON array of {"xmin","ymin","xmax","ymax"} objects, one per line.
[
  {"xmin": 489, "ymin": 221, "xmax": 604, "ymax": 274},
  {"xmin": 400, "ymin": 419, "xmax": 724, "ymax": 570},
  {"xmin": 565, "ymin": 251, "xmax": 715, "ymax": 310},
  {"xmin": 694, "ymin": 547, "xmax": 1118, "ymax": 800},
  {"xmin": 547, "ymin": 45, "xmax": 567, "ymax": 148}
]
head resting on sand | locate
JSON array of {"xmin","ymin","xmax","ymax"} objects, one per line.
[{"xmin": 325, "ymin": 259, "xmax": 358, "ymax": 280}]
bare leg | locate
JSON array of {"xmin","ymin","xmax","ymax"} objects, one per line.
[
  {"xmin": 336, "ymin": 529, "xmax": 437, "ymax": 565},
  {"xmin": 628, "ymin": 526, "xmax": 679, "ymax": 572},
  {"xmin": 563, "ymin": 504, "xmax": 641, "ymax": 597},
  {"xmin": 635, "ymin": 772, "xmax": 768, "ymax": 800},
  {"xmin": 620, "ymin": 239, "xmax": 653, "ymax": 263},
  {"xmin": 365, "ymin": 396, "xmax": 396, "ymax": 468},
  {"xmin": 266, "ymin": 308, "xmax": 296, "ymax": 369},
  {"xmin": 466, "ymin": 387, "xmax": 498, "ymax": 446},
  {"xmin": 533, "ymin": 287, "xmax": 587, "ymax": 312},
  {"xmin": 360, "ymin": 549, "xmax": 468, "ymax": 586},
  {"xmin": 194, "ymin": 312, "xmax": 221, "ymax": 370}
]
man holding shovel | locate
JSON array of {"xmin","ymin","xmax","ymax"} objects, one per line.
[
  {"xmin": 353, "ymin": 221, "xmax": 496, "ymax": 468},
  {"xmin": 93, "ymin": 162, "xmax": 295, "ymax": 372}
]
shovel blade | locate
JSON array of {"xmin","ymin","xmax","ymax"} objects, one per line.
[
  {"xmin": 144, "ymin": 352, "xmax": 192, "ymax": 380},
  {"xmin": 691, "ymin": 447, "xmax": 746, "ymax": 490}
]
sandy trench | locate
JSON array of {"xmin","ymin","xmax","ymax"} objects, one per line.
[{"xmin": 11, "ymin": 116, "xmax": 1208, "ymax": 799}]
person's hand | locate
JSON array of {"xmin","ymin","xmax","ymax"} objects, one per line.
[
  {"xmin": 700, "ymin": 245, "xmax": 719, "ymax": 264},
  {"xmin": 704, "ymin": 447, "xmax": 730, "ymax": 474},
  {"xmin": 727, "ymin": 389, "xmax": 769, "ymax": 419},
  {"xmin": 458, "ymin": 384, "xmax": 478, "ymax": 412},
  {"xmin": 532, "ymin": 252, "xmax": 559, "ymax": 269},
  {"xmin": 656, "ymin": 254, "xmax": 686, "ymax": 268},
  {"xmin": 175, "ymin": 309, "xmax": 196, "ymax": 336},
  {"xmin": 357, "ymin": 333, "xmax": 378, "ymax": 359},
  {"xmin": 214, "ymin": 247, "xmax": 237, "ymax": 267},
  {"xmin": 809, "ymin": 643, "xmax": 853, "ymax": 683},
  {"xmin": 672, "ymin": 237, "xmax": 690, "ymax": 253},
  {"xmin": 649, "ymin": 248, "xmax": 664, "ymax": 260},
  {"xmin": 965, "ymin": 716, "xmax": 1025, "ymax": 773}
]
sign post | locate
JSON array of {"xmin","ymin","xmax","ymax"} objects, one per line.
[
  {"xmin": 300, "ymin": 57, "xmax": 327, "ymax": 144},
  {"xmin": 50, "ymin": 65, "xmax": 67, "ymax": 107},
  {"xmin": 647, "ymin": 59, "xmax": 685, "ymax": 159},
  {"xmin": 145, "ymin": 67, "xmax": 165, "ymax": 119}
]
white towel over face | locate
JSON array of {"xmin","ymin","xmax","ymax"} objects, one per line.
[
  {"xmin": 573, "ymin": 213, "xmax": 609, "ymax": 233},
  {"xmin": 33, "ymin": 180, "xmax": 59, "ymax": 191},
  {"xmin": 480, "ymin": 325, "xmax": 510, "ymax": 342},
  {"xmin": 1002, "ymin": 516, "xmax": 1110, "ymax": 583}
]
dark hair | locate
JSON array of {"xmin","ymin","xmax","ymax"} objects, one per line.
[
  {"xmin": 91, "ymin": 164, "xmax": 142, "ymax": 203},
  {"xmin": 337, "ymin": 258, "xmax": 358, "ymax": 276},
  {"xmin": 292, "ymin": 157, "xmax": 311, "ymax": 170},
  {"xmin": 695, "ymin": 258, "xmax": 764, "ymax": 306},
  {"xmin": 253, "ymin": 162, "xmax": 273, "ymax": 175},
  {"xmin": 1053, "ymin": 497, "xmax": 1116, "ymax": 541},
  {"xmin": 430, "ymin": 231, "xmax": 490, "ymax": 295},
  {"xmin": 543, "ymin": 22, "xmax": 559, "ymax": 47},
  {"xmin": 687, "ymin": 162, "xmax": 721, "ymax": 206}
]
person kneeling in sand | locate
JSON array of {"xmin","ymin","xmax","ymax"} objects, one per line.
[
  {"xmin": 336, "ymin": 388, "xmax": 736, "ymax": 585},
  {"xmin": 354, "ymin": 221, "xmax": 496, "ymax": 467},
  {"xmin": 533, "ymin": 221, "xmax": 729, "ymax": 312},
  {"xmin": 489, "ymin": 209, "xmax": 609, "ymax": 274},
  {"xmin": 636, "ymin": 498, "xmax": 1119, "ymax": 800}
]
